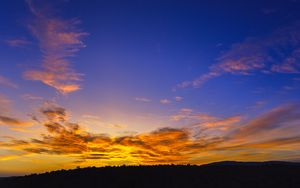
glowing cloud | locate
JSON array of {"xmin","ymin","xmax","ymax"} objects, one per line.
[
  {"xmin": 23, "ymin": 0, "xmax": 88, "ymax": 94},
  {"xmin": 1, "ymin": 103, "xmax": 299, "ymax": 166}
]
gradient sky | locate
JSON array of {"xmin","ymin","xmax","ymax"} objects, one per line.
[{"xmin": 1, "ymin": 0, "xmax": 300, "ymax": 176}]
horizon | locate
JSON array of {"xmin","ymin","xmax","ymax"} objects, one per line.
[
  {"xmin": 1, "ymin": 160, "xmax": 300, "ymax": 177},
  {"xmin": 1, "ymin": 0, "xmax": 300, "ymax": 176}
]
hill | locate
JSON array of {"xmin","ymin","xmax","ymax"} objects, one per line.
[{"xmin": 1, "ymin": 161, "xmax": 300, "ymax": 188}]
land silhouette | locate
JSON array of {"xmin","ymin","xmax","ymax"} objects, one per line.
[{"xmin": 1, "ymin": 161, "xmax": 300, "ymax": 188}]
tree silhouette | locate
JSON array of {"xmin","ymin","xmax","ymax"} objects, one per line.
[{"xmin": 0, "ymin": 161, "xmax": 300, "ymax": 188}]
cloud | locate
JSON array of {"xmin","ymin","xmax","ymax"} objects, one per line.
[
  {"xmin": 0, "ymin": 94, "xmax": 11, "ymax": 112},
  {"xmin": 174, "ymin": 96, "xmax": 183, "ymax": 102},
  {"xmin": 170, "ymin": 108, "xmax": 242, "ymax": 135},
  {"xmin": 271, "ymin": 48, "xmax": 300, "ymax": 73},
  {"xmin": 0, "ymin": 105, "xmax": 206, "ymax": 163},
  {"xmin": 248, "ymin": 100, "xmax": 267, "ymax": 110},
  {"xmin": 231, "ymin": 104, "xmax": 300, "ymax": 139},
  {"xmin": 0, "ymin": 115, "xmax": 33, "ymax": 127},
  {"xmin": 171, "ymin": 108, "xmax": 222, "ymax": 122},
  {"xmin": 2, "ymin": 103, "xmax": 300, "ymax": 165},
  {"xmin": 200, "ymin": 116, "xmax": 242, "ymax": 128},
  {"xmin": 160, "ymin": 99, "xmax": 171, "ymax": 104},
  {"xmin": 177, "ymin": 22, "xmax": 300, "ymax": 89},
  {"xmin": 220, "ymin": 136, "xmax": 300, "ymax": 151},
  {"xmin": 0, "ymin": 95, "xmax": 33, "ymax": 127},
  {"xmin": 5, "ymin": 38, "xmax": 32, "ymax": 47},
  {"xmin": 21, "ymin": 94, "xmax": 43, "ymax": 101},
  {"xmin": 41, "ymin": 104, "xmax": 68, "ymax": 123},
  {"xmin": 0, "ymin": 75, "xmax": 18, "ymax": 88},
  {"xmin": 23, "ymin": 0, "xmax": 88, "ymax": 94},
  {"xmin": 135, "ymin": 97, "xmax": 151, "ymax": 102}
]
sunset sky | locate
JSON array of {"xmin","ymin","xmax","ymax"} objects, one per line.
[{"xmin": 1, "ymin": 0, "xmax": 300, "ymax": 176}]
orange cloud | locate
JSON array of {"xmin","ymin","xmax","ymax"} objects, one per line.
[
  {"xmin": 23, "ymin": 0, "xmax": 87, "ymax": 94},
  {"xmin": 230, "ymin": 104, "xmax": 300, "ymax": 139},
  {"xmin": 0, "ymin": 95, "xmax": 34, "ymax": 127},
  {"xmin": 201, "ymin": 116, "xmax": 242, "ymax": 128},
  {"xmin": 170, "ymin": 109, "xmax": 241, "ymax": 129},
  {"xmin": 1, "ymin": 103, "xmax": 300, "ymax": 166}
]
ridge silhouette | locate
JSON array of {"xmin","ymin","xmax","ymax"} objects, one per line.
[{"xmin": 1, "ymin": 161, "xmax": 300, "ymax": 188}]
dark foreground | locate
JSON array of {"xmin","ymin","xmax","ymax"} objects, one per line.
[{"xmin": 1, "ymin": 161, "xmax": 300, "ymax": 188}]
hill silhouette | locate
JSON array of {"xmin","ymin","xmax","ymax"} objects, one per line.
[{"xmin": 1, "ymin": 161, "xmax": 300, "ymax": 188}]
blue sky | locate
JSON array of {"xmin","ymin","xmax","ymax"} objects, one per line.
[{"xmin": 0, "ymin": 0, "xmax": 300, "ymax": 176}]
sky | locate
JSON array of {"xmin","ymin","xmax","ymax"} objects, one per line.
[{"xmin": 0, "ymin": 0, "xmax": 300, "ymax": 176}]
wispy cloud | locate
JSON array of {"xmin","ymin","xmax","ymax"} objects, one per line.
[
  {"xmin": 135, "ymin": 97, "xmax": 151, "ymax": 102},
  {"xmin": 21, "ymin": 93, "xmax": 43, "ymax": 101},
  {"xmin": 174, "ymin": 96, "xmax": 183, "ymax": 102},
  {"xmin": 0, "ymin": 95, "xmax": 33, "ymax": 128},
  {"xmin": 248, "ymin": 100, "xmax": 267, "ymax": 110},
  {"xmin": 0, "ymin": 94, "xmax": 11, "ymax": 112},
  {"xmin": 23, "ymin": 0, "xmax": 88, "ymax": 94},
  {"xmin": 5, "ymin": 38, "xmax": 32, "ymax": 47},
  {"xmin": 231, "ymin": 104, "xmax": 300, "ymax": 139},
  {"xmin": 176, "ymin": 22, "xmax": 300, "ymax": 89},
  {"xmin": 170, "ymin": 108, "xmax": 242, "ymax": 132},
  {"xmin": 0, "ymin": 75, "xmax": 18, "ymax": 88},
  {"xmin": 160, "ymin": 99, "xmax": 171, "ymax": 104},
  {"xmin": 0, "ymin": 115, "xmax": 33, "ymax": 127},
  {"xmin": 200, "ymin": 116, "xmax": 242, "ymax": 129},
  {"xmin": 171, "ymin": 108, "xmax": 219, "ymax": 122}
]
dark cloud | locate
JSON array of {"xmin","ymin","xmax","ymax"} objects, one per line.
[
  {"xmin": 0, "ymin": 115, "xmax": 33, "ymax": 127},
  {"xmin": 41, "ymin": 105, "xmax": 68, "ymax": 122}
]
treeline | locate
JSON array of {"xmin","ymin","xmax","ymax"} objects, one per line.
[{"xmin": 1, "ymin": 161, "xmax": 300, "ymax": 188}]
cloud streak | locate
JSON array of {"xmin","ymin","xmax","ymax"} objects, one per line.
[
  {"xmin": 0, "ymin": 75, "xmax": 18, "ymax": 88},
  {"xmin": 23, "ymin": 0, "xmax": 88, "ymax": 94},
  {"xmin": 231, "ymin": 104, "xmax": 300, "ymax": 139},
  {"xmin": 0, "ymin": 115, "xmax": 33, "ymax": 127},
  {"xmin": 5, "ymin": 38, "xmax": 32, "ymax": 47},
  {"xmin": 0, "ymin": 94, "xmax": 11, "ymax": 112},
  {"xmin": 135, "ymin": 97, "xmax": 151, "ymax": 102},
  {"xmin": 177, "ymin": 22, "xmax": 300, "ymax": 89}
]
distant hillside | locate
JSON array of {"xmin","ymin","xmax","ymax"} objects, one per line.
[{"xmin": 1, "ymin": 161, "xmax": 300, "ymax": 188}]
